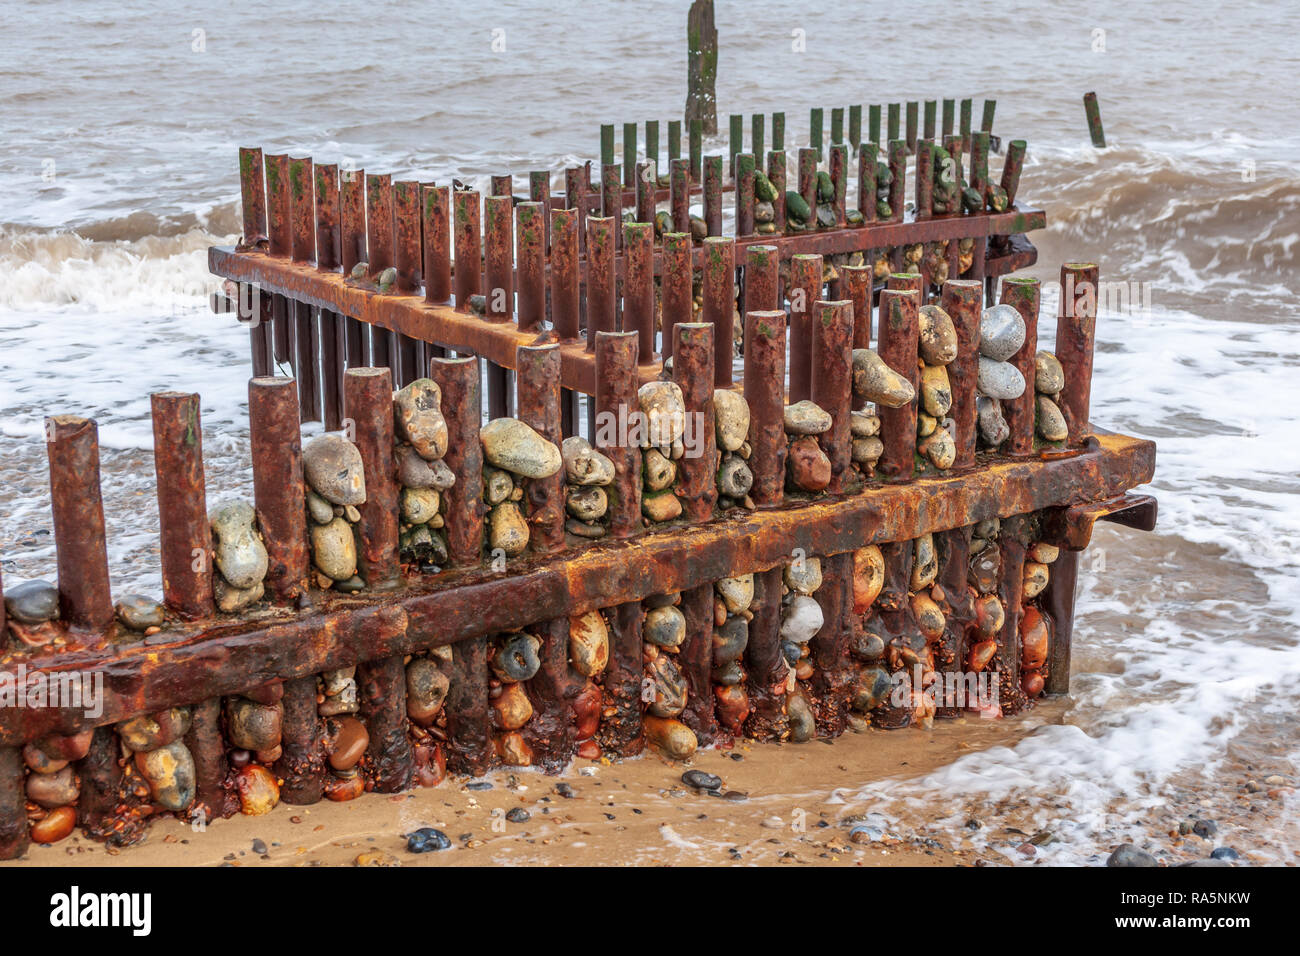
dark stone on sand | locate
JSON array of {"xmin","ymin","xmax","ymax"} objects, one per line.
[
  {"xmin": 1106, "ymin": 844, "xmax": 1157, "ymax": 867},
  {"xmin": 406, "ymin": 827, "xmax": 452, "ymax": 853},
  {"xmin": 682, "ymin": 770, "xmax": 722, "ymax": 791}
]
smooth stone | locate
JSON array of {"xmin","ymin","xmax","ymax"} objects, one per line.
[
  {"xmin": 480, "ymin": 418, "xmax": 562, "ymax": 479},
  {"xmin": 23, "ymin": 743, "xmax": 67, "ymax": 774},
  {"xmin": 566, "ymin": 485, "xmax": 608, "ymax": 522},
  {"xmin": 920, "ymin": 364, "xmax": 952, "ymax": 418},
  {"xmin": 781, "ymin": 594, "xmax": 824, "ymax": 644},
  {"xmin": 209, "ymin": 500, "xmax": 269, "ymax": 590},
  {"xmin": 912, "ymin": 593, "xmax": 946, "ymax": 640},
  {"xmin": 910, "ymin": 533, "xmax": 938, "ymax": 591},
  {"xmin": 117, "ymin": 707, "xmax": 191, "ymax": 752},
  {"xmin": 561, "ymin": 436, "xmax": 615, "ymax": 486},
  {"xmin": 646, "ymin": 654, "xmax": 688, "ymax": 718},
  {"xmin": 565, "ymin": 518, "xmax": 606, "ymax": 539},
  {"xmin": 717, "ymin": 457, "xmax": 753, "ymax": 498},
  {"xmin": 134, "ymin": 740, "xmax": 196, "ymax": 811},
  {"xmin": 306, "ymin": 489, "xmax": 335, "ymax": 525},
  {"xmin": 1020, "ymin": 607, "xmax": 1049, "ymax": 668},
  {"xmin": 643, "ymin": 716, "xmax": 698, "ymax": 761},
  {"xmin": 642, "ymin": 491, "xmax": 683, "ymax": 522},
  {"xmin": 1035, "ymin": 351, "xmax": 1065, "ymax": 394},
  {"xmin": 302, "ymin": 434, "xmax": 367, "ymax": 506},
  {"xmin": 1029, "ymin": 541, "xmax": 1059, "ymax": 564},
  {"xmin": 569, "ymin": 610, "xmax": 610, "ymax": 676},
  {"xmin": 975, "ymin": 517, "xmax": 1000, "ymax": 539},
  {"xmin": 682, "ymin": 769, "xmax": 722, "ymax": 791},
  {"xmin": 969, "ymin": 543, "xmax": 1001, "ymax": 594},
  {"xmin": 506, "ymin": 807, "xmax": 531, "ymax": 823},
  {"xmin": 1106, "ymin": 844, "xmax": 1158, "ymax": 867},
  {"xmin": 783, "ymin": 400, "xmax": 832, "ymax": 435},
  {"xmin": 393, "ymin": 379, "xmax": 449, "ymax": 461},
  {"xmin": 26, "ymin": 766, "xmax": 80, "ymax": 809},
  {"xmin": 977, "ymin": 357, "xmax": 1026, "ymax": 400},
  {"xmin": 644, "ymin": 604, "xmax": 687, "ymax": 648},
  {"xmin": 318, "ymin": 681, "xmax": 359, "ymax": 716},
  {"xmin": 30, "ymin": 805, "xmax": 78, "ymax": 844},
  {"xmin": 712, "ymin": 616, "xmax": 749, "ymax": 665},
  {"xmin": 851, "ymin": 436, "xmax": 884, "ymax": 466},
  {"xmin": 400, "ymin": 524, "xmax": 448, "ymax": 565},
  {"xmin": 850, "ymin": 630, "xmax": 885, "ymax": 661},
  {"xmin": 852, "ymin": 667, "xmax": 893, "ymax": 712},
  {"xmin": 853, "ymin": 545, "xmax": 885, "ymax": 613},
  {"xmin": 716, "ymin": 574, "xmax": 754, "ymax": 614},
  {"xmin": 492, "ymin": 632, "xmax": 542, "ymax": 682},
  {"xmin": 977, "ymin": 396, "xmax": 1010, "ymax": 445},
  {"xmin": 1023, "ymin": 561, "xmax": 1050, "ymax": 599},
  {"xmin": 227, "ymin": 698, "xmax": 283, "ymax": 752},
  {"xmin": 918, "ymin": 412, "xmax": 937, "ymax": 437},
  {"xmin": 400, "ymin": 486, "xmax": 441, "ymax": 525},
  {"xmin": 781, "ymin": 641, "xmax": 801, "ymax": 665},
  {"xmin": 849, "ymin": 411, "xmax": 880, "ymax": 438},
  {"xmin": 115, "ymin": 594, "xmax": 165, "ymax": 632},
  {"xmin": 637, "ymin": 381, "xmax": 687, "ymax": 447},
  {"xmin": 395, "ymin": 445, "xmax": 456, "ymax": 490},
  {"xmin": 488, "ymin": 502, "xmax": 529, "ymax": 557},
  {"xmin": 918, "ymin": 304, "xmax": 958, "ymax": 365},
  {"xmin": 852, "ymin": 349, "xmax": 915, "ymax": 408},
  {"xmin": 920, "ymin": 426, "xmax": 956, "ymax": 469},
  {"xmin": 492, "ymin": 681, "xmax": 533, "ymax": 730},
  {"xmin": 713, "ymin": 389, "xmax": 750, "ymax": 451},
  {"xmin": 1036, "ymin": 395, "xmax": 1068, "ymax": 441},
  {"xmin": 713, "ymin": 660, "xmax": 744, "ymax": 686},
  {"xmin": 787, "ymin": 692, "xmax": 816, "ymax": 743},
  {"xmin": 406, "ymin": 658, "xmax": 450, "ymax": 725},
  {"xmin": 406, "ymin": 827, "xmax": 452, "ymax": 853},
  {"xmin": 784, "ymin": 557, "xmax": 822, "ymax": 595},
  {"xmin": 974, "ymin": 594, "xmax": 1006, "ymax": 639},
  {"xmin": 482, "ymin": 467, "xmax": 513, "ymax": 506},
  {"xmin": 311, "ymin": 516, "xmax": 358, "ymax": 582},
  {"xmin": 5, "ymin": 579, "xmax": 59, "ymax": 625},
  {"xmin": 1209, "ymin": 847, "xmax": 1240, "ymax": 861},
  {"xmin": 979, "ymin": 303, "xmax": 1026, "ymax": 362},
  {"xmin": 787, "ymin": 436, "xmax": 831, "ymax": 492},
  {"xmin": 34, "ymin": 731, "xmax": 93, "ymax": 763},
  {"xmin": 643, "ymin": 448, "xmax": 677, "ymax": 491},
  {"xmin": 213, "ymin": 576, "xmax": 264, "ymax": 613},
  {"xmin": 327, "ymin": 716, "xmax": 370, "ymax": 771}
]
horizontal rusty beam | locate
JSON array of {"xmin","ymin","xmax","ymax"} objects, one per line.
[
  {"xmin": 1045, "ymin": 492, "xmax": 1158, "ymax": 551},
  {"xmin": 0, "ymin": 431, "xmax": 1153, "ymax": 743}
]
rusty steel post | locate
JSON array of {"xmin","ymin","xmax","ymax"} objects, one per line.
[
  {"xmin": 422, "ymin": 184, "xmax": 451, "ymax": 303},
  {"xmin": 365, "ymin": 173, "xmax": 393, "ymax": 277},
  {"xmin": 601, "ymin": 163, "xmax": 621, "ymax": 251},
  {"xmin": 960, "ymin": 98, "xmax": 973, "ymax": 150},
  {"xmin": 322, "ymin": 311, "xmax": 345, "ymax": 431},
  {"xmin": 703, "ymin": 155, "xmax": 723, "ymax": 236},
  {"xmin": 689, "ymin": 118, "xmax": 703, "ymax": 180},
  {"xmin": 623, "ymin": 121, "xmax": 638, "ymax": 186},
  {"xmin": 239, "ymin": 146, "xmax": 267, "ymax": 247},
  {"xmin": 340, "ymin": 169, "xmax": 365, "ymax": 275},
  {"xmin": 516, "ymin": 344, "xmax": 565, "ymax": 554},
  {"xmin": 359, "ymin": 654, "xmax": 413, "ymax": 792},
  {"xmin": 1057, "ymin": 263, "xmax": 1099, "ymax": 444},
  {"xmin": 585, "ymin": 216, "xmax": 616, "ymax": 350},
  {"xmin": 1000, "ymin": 277, "xmax": 1041, "ymax": 455},
  {"xmin": 1043, "ymin": 549, "xmax": 1081, "ymax": 696},
  {"xmin": 942, "ymin": 280, "xmax": 983, "ymax": 469},
  {"xmin": 564, "ymin": 165, "xmax": 586, "ymax": 256},
  {"xmin": 394, "ymin": 180, "xmax": 421, "ymax": 293},
  {"xmin": 744, "ymin": 566, "xmax": 788, "ymax": 741},
  {"xmin": 767, "ymin": 148, "xmax": 786, "ymax": 233},
  {"xmin": 661, "ymin": 232, "xmax": 693, "ymax": 365},
  {"xmin": 673, "ymin": 323, "xmax": 718, "ymax": 523},
  {"xmin": 809, "ymin": 107, "xmax": 824, "ymax": 160},
  {"xmin": 524, "ymin": 616, "xmax": 576, "ymax": 772},
  {"xmin": 249, "ymin": 286, "xmax": 271, "ymax": 377},
  {"xmin": 923, "ymin": 100, "xmax": 937, "ymax": 141},
  {"xmin": 429, "ymin": 356, "xmax": 485, "ymax": 565},
  {"xmin": 293, "ymin": 302, "xmax": 320, "ymax": 422},
  {"xmin": 453, "ymin": 190, "xmax": 481, "ymax": 311},
  {"xmin": 670, "ymin": 158, "xmax": 691, "ymax": 233},
  {"xmin": 635, "ymin": 161, "xmax": 654, "ymax": 223},
  {"xmin": 887, "ymin": 103, "xmax": 900, "ymax": 144},
  {"xmin": 797, "ymin": 147, "xmax": 817, "ymax": 222},
  {"xmin": 0, "ymin": 747, "xmax": 27, "ymax": 860},
  {"xmin": 550, "ymin": 207, "xmax": 580, "ymax": 341},
  {"xmin": 970, "ymin": 132, "xmax": 990, "ymax": 206},
  {"xmin": 996, "ymin": 516, "xmax": 1029, "ymax": 715},
  {"xmin": 875, "ymin": 289, "xmax": 919, "ymax": 480},
  {"xmin": 788, "ymin": 253, "xmax": 822, "ymax": 403},
  {"xmin": 829, "ymin": 143, "xmax": 848, "ymax": 227},
  {"xmin": 743, "ymin": 244, "xmax": 778, "ymax": 318},
  {"xmin": 915, "ymin": 139, "xmax": 934, "ymax": 219},
  {"xmin": 528, "ymin": 170, "xmax": 551, "ymax": 251},
  {"xmin": 150, "ymin": 392, "xmax": 214, "ymax": 620},
  {"xmin": 516, "ymin": 201, "xmax": 545, "ymax": 332},
  {"xmin": 624, "ymin": 222, "xmax": 655, "ymax": 363},
  {"xmin": 942, "ymin": 99, "xmax": 955, "ymax": 138},
  {"xmin": 868, "ymin": 104, "xmax": 881, "ymax": 146},
  {"xmin": 905, "ymin": 101, "xmax": 919, "ymax": 152},
  {"xmin": 744, "ymin": 310, "xmax": 787, "ymax": 508},
  {"xmin": 680, "ymin": 584, "xmax": 718, "ymax": 746},
  {"xmin": 849, "ymin": 104, "xmax": 862, "ymax": 149},
  {"xmin": 599, "ymin": 600, "xmax": 645, "ymax": 757},
  {"xmin": 735, "ymin": 152, "xmax": 755, "ymax": 236},
  {"xmin": 265, "ymin": 153, "xmax": 290, "ymax": 257},
  {"xmin": 314, "ymin": 163, "xmax": 340, "ymax": 271},
  {"xmin": 248, "ymin": 377, "xmax": 308, "ymax": 602},
  {"xmin": 1001, "ymin": 139, "xmax": 1027, "ymax": 206},
  {"xmin": 701, "ymin": 237, "xmax": 735, "ymax": 386},
  {"xmin": 289, "ymin": 157, "xmax": 315, "ymax": 263},
  {"xmin": 812, "ymin": 300, "xmax": 853, "ymax": 494},
  {"xmin": 490, "ymin": 174, "xmax": 512, "ymax": 197},
  {"xmin": 594, "ymin": 331, "xmax": 642, "ymax": 538},
  {"xmin": 344, "ymin": 368, "xmax": 399, "ymax": 589},
  {"xmin": 1084, "ymin": 92, "xmax": 1106, "ymax": 148},
  {"xmin": 273, "ymin": 677, "xmax": 322, "ymax": 805},
  {"xmin": 46, "ymin": 416, "xmax": 114, "ymax": 636},
  {"xmin": 858, "ymin": 142, "xmax": 878, "ymax": 221},
  {"xmin": 887, "ymin": 140, "xmax": 907, "ymax": 222},
  {"xmin": 484, "ymin": 194, "xmax": 513, "ymax": 323},
  {"xmin": 812, "ymin": 550, "xmax": 853, "ymax": 735},
  {"xmin": 843, "ymin": 265, "xmax": 873, "ymax": 350}
]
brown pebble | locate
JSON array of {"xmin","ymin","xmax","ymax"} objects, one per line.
[
  {"xmin": 327, "ymin": 717, "xmax": 370, "ymax": 771},
  {"xmin": 30, "ymin": 805, "xmax": 77, "ymax": 844}
]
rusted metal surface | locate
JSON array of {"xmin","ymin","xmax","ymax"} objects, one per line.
[
  {"xmin": 516, "ymin": 344, "xmax": 565, "ymax": 555},
  {"xmin": 340, "ymin": 169, "xmax": 365, "ymax": 275},
  {"xmin": 346, "ymin": 368, "xmax": 400, "ymax": 589},
  {"xmin": 484, "ymin": 194, "xmax": 513, "ymax": 323},
  {"xmin": 734, "ymin": 152, "xmax": 755, "ymax": 236},
  {"xmin": 701, "ymin": 237, "xmax": 735, "ymax": 386},
  {"xmin": 365, "ymin": 173, "xmax": 393, "ymax": 276},
  {"xmin": 1002, "ymin": 139, "xmax": 1027, "ymax": 206},
  {"xmin": 1057, "ymin": 262, "xmax": 1099, "ymax": 444},
  {"xmin": 516, "ymin": 201, "xmax": 546, "ymax": 332},
  {"xmin": 742, "ymin": 244, "xmax": 778, "ymax": 318},
  {"xmin": 265, "ymin": 153, "xmax": 290, "ymax": 257},
  {"xmin": 941, "ymin": 280, "xmax": 982, "ymax": 469},
  {"xmin": 289, "ymin": 157, "xmax": 315, "ymax": 264},
  {"xmin": 550, "ymin": 207, "xmax": 580, "ymax": 341},
  {"xmin": 239, "ymin": 146, "xmax": 267, "ymax": 248},
  {"xmin": 314, "ymin": 164, "xmax": 340, "ymax": 271},
  {"xmin": 422, "ymin": 185, "xmax": 451, "ymax": 304},
  {"xmin": 46, "ymin": 416, "xmax": 114, "ymax": 637},
  {"xmin": 150, "ymin": 392, "xmax": 214, "ymax": 620},
  {"xmin": 624, "ymin": 222, "xmax": 655, "ymax": 363},
  {"xmin": 594, "ymin": 331, "xmax": 642, "ymax": 538},
  {"xmin": 811, "ymin": 300, "xmax": 852, "ymax": 494},
  {"xmin": 661, "ymin": 233, "xmax": 693, "ymax": 364},
  {"xmin": 430, "ymin": 357, "xmax": 485, "ymax": 565},
  {"xmin": 744, "ymin": 310, "xmax": 787, "ymax": 508},
  {"xmin": 875, "ymin": 288, "xmax": 920, "ymax": 480},
  {"xmin": 453, "ymin": 190, "xmax": 481, "ymax": 310},
  {"xmin": 248, "ymin": 377, "xmax": 309, "ymax": 602},
  {"xmin": 703, "ymin": 155, "xmax": 723, "ymax": 236},
  {"xmin": 1000, "ymin": 277, "xmax": 1040, "ymax": 455},
  {"xmin": 394, "ymin": 180, "xmax": 421, "ymax": 294},
  {"xmin": 673, "ymin": 323, "xmax": 718, "ymax": 523},
  {"xmin": 585, "ymin": 216, "xmax": 616, "ymax": 349},
  {"xmin": 787, "ymin": 253, "xmax": 822, "ymax": 403}
]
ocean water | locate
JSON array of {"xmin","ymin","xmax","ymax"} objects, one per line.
[{"xmin": 1, "ymin": 0, "xmax": 1298, "ymax": 863}]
